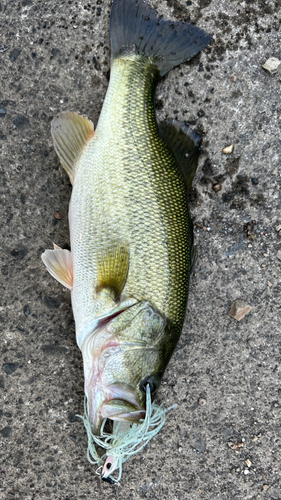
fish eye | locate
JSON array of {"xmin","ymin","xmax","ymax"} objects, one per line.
[{"xmin": 106, "ymin": 462, "xmax": 112, "ymax": 470}]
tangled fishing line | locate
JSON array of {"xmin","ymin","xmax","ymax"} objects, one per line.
[{"xmin": 78, "ymin": 385, "xmax": 176, "ymax": 483}]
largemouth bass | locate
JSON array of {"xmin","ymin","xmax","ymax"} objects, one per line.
[{"xmin": 42, "ymin": 0, "xmax": 211, "ymax": 482}]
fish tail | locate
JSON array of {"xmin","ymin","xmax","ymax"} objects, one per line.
[{"xmin": 110, "ymin": 0, "xmax": 211, "ymax": 76}]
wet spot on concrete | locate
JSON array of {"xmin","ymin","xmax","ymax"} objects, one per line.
[
  {"xmin": 202, "ymin": 157, "xmax": 213, "ymax": 175},
  {"xmin": 41, "ymin": 344, "xmax": 69, "ymax": 355},
  {"xmin": 68, "ymin": 413, "xmax": 81, "ymax": 423},
  {"xmin": 166, "ymin": 0, "xmax": 191, "ymax": 22},
  {"xmin": 232, "ymin": 174, "xmax": 249, "ymax": 195},
  {"xmin": 23, "ymin": 305, "xmax": 30, "ymax": 316},
  {"xmin": 190, "ymin": 432, "xmax": 206, "ymax": 452},
  {"xmin": 250, "ymin": 193, "xmax": 265, "ymax": 206},
  {"xmin": 9, "ymin": 48, "xmax": 21, "ymax": 61},
  {"xmin": 12, "ymin": 115, "xmax": 30, "ymax": 128},
  {"xmin": 20, "ymin": 193, "xmax": 26, "ymax": 204},
  {"xmin": 0, "ymin": 426, "xmax": 12, "ymax": 438},
  {"xmin": 14, "ymin": 450, "xmax": 24, "ymax": 464},
  {"xmin": 16, "ymin": 326, "xmax": 28, "ymax": 335},
  {"xmin": 44, "ymin": 296, "xmax": 59, "ymax": 309},
  {"xmin": 10, "ymin": 246, "xmax": 28, "ymax": 259},
  {"xmin": 2, "ymin": 363, "xmax": 19, "ymax": 375},
  {"xmin": 199, "ymin": 0, "xmax": 212, "ymax": 8},
  {"xmin": 225, "ymin": 156, "xmax": 240, "ymax": 177},
  {"xmin": 1, "ymin": 265, "xmax": 8, "ymax": 276},
  {"xmin": 51, "ymin": 48, "xmax": 61, "ymax": 58}
]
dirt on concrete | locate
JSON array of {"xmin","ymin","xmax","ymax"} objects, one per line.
[{"xmin": 0, "ymin": 0, "xmax": 281, "ymax": 499}]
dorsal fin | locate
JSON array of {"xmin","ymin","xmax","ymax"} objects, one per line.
[
  {"xmin": 51, "ymin": 112, "xmax": 95, "ymax": 184},
  {"xmin": 158, "ymin": 119, "xmax": 201, "ymax": 193},
  {"xmin": 96, "ymin": 243, "xmax": 130, "ymax": 301}
]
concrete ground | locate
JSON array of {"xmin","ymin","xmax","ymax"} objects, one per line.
[{"xmin": 1, "ymin": 0, "xmax": 281, "ymax": 499}]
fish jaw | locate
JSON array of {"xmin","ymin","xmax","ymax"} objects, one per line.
[
  {"xmin": 81, "ymin": 321, "xmax": 145, "ymax": 434},
  {"xmin": 80, "ymin": 300, "xmax": 167, "ymax": 434}
]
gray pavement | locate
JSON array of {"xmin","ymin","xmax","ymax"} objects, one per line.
[{"xmin": 1, "ymin": 0, "xmax": 281, "ymax": 499}]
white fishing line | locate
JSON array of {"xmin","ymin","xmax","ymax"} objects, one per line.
[{"xmin": 77, "ymin": 385, "xmax": 176, "ymax": 483}]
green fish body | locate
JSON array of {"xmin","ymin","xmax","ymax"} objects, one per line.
[{"xmin": 42, "ymin": 0, "xmax": 211, "ymax": 480}]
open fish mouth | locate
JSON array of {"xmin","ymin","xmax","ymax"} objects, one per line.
[
  {"xmin": 79, "ymin": 385, "xmax": 176, "ymax": 483},
  {"xmin": 80, "ymin": 299, "xmax": 167, "ymax": 434}
]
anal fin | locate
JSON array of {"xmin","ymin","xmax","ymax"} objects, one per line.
[
  {"xmin": 41, "ymin": 244, "xmax": 73, "ymax": 290},
  {"xmin": 51, "ymin": 112, "xmax": 95, "ymax": 184},
  {"xmin": 96, "ymin": 243, "xmax": 129, "ymax": 301}
]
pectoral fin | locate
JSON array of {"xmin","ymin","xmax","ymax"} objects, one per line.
[
  {"xmin": 41, "ymin": 244, "xmax": 73, "ymax": 290},
  {"xmin": 51, "ymin": 112, "xmax": 95, "ymax": 184},
  {"xmin": 96, "ymin": 243, "xmax": 129, "ymax": 301}
]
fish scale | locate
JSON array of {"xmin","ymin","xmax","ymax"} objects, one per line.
[{"xmin": 71, "ymin": 56, "xmax": 190, "ymax": 341}]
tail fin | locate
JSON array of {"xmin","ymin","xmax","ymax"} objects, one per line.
[{"xmin": 110, "ymin": 0, "xmax": 211, "ymax": 76}]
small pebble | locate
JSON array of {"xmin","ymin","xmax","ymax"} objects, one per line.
[
  {"xmin": 232, "ymin": 442, "xmax": 243, "ymax": 450},
  {"xmin": 277, "ymin": 250, "xmax": 281, "ymax": 261},
  {"xmin": 198, "ymin": 397, "xmax": 206, "ymax": 406},
  {"xmin": 245, "ymin": 459, "xmax": 252, "ymax": 467},
  {"xmin": 212, "ymin": 183, "xmax": 221, "ymax": 192},
  {"xmin": 231, "ymin": 76, "xmax": 237, "ymax": 82},
  {"xmin": 54, "ymin": 212, "xmax": 62, "ymax": 220},
  {"xmin": 228, "ymin": 300, "xmax": 252, "ymax": 321},
  {"xmin": 263, "ymin": 485, "xmax": 269, "ymax": 491},
  {"xmin": 262, "ymin": 57, "xmax": 281, "ymax": 75},
  {"xmin": 222, "ymin": 144, "xmax": 234, "ymax": 154}
]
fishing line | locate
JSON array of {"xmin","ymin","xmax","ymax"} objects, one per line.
[{"xmin": 77, "ymin": 385, "xmax": 176, "ymax": 482}]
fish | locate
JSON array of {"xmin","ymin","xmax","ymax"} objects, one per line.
[{"xmin": 42, "ymin": 0, "xmax": 211, "ymax": 482}]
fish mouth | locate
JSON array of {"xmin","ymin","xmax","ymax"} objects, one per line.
[
  {"xmin": 82, "ymin": 318, "xmax": 145, "ymax": 434},
  {"xmin": 81, "ymin": 299, "xmax": 165, "ymax": 434},
  {"xmin": 88, "ymin": 382, "xmax": 145, "ymax": 434},
  {"xmin": 100, "ymin": 394, "xmax": 145, "ymax": 422}
]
